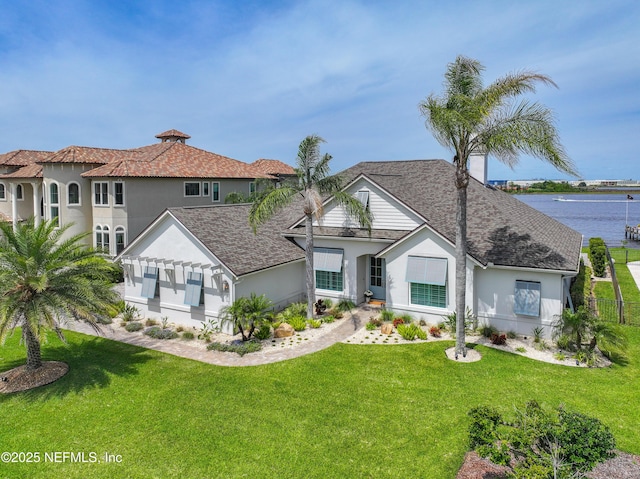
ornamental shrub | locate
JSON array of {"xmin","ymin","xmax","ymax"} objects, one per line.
[
  {"xmin": 125, "ymin": 321, "xmax": 143, "ymax": 332},
  {"xmin": 254, "ymin": 323, "xmax": 272, "ymax": 340},
  {"xmin": 588, "ymin": 237, "xmax": 607, "ymax": 277},
  {"xmin": 207, "ymin": 340, "xmax": 262, "ymax": 356},
  {"xmin": 144, "ymin": 326, "xmax": 178, "ymax": 340},
  {"xmin": 286, "ymin": 316, "xmax": 307, "ymax": 332}
]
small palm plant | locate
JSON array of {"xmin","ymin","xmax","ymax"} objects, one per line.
[{"xmin": 220, "ymin": 293, "xmax": 273, "ymax": 341}]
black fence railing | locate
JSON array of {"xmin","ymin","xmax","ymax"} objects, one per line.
[{"xmin": 587, "ymin": 297, "xmax": 640, "ymax": 326}]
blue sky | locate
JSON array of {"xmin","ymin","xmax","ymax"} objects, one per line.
[{"xmin": 0, "ymin": 0, "xmax": 637, "ymax": 180}]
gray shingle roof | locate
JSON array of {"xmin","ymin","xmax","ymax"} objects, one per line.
[
  {"xmin": 336, "ymin": 160, "xmax": 582, "ymax": 271},
  {"xmin": 168, "ymin": 201, "xmax": 305, "ymax": 277}
]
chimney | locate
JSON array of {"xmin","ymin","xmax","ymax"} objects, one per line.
[
  {"xmin": 469, "ymin": 151, "xmax": 488, "ymax": 185},
  {"xmin": 155, "ymin": 129, "xmax": 191, "ymax": 144}
]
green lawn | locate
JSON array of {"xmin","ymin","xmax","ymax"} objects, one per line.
[{"xmin": 2, "ymin": 329, "xmax": 640, "ymax": 479}]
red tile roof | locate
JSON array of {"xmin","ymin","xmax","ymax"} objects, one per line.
[
  {"xmin": 0, "ymin": 149, "xmax": 52, "ymax": 167},
  {"xmin": 82, "ymin": 142, "xmax": 272, "ymax": 179},
  {"xmin": 38, "ymin": 145, "xmax": 132, "ymax": 165},
  {"xmin": 155, "ymin": 129, "xmax": 191, "ymax": 140},
  {"xmin": 0, "ymin": 164, "xmax": 43, "ymax": 179},
  {"xmin": 251, "ymin": 159, "xmax": 296, "ymax": 176}
]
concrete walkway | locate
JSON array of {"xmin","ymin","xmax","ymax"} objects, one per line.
[
  {"xmin": 64, "ymin": 306, "xmax": 370, "ymax": 367},
  {"xmin": 627, "ymin": 261, "xmax": 640, "ymax": 291}
]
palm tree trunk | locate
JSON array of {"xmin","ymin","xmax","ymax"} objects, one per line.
[
  {"xmin": 455, "ymin": 167, "xmax": 469, "ymax": 358},
  {"xmin": 23, "ymin": 322, "xmax": 43, "ymax": 371},
  {"xmin": 305, "ymin": 213, "xmax": 315, "ymax": 319}
]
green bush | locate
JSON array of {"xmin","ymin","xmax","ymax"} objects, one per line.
[
  {"xmin": 181, "ymin": 331, "xmax": 195, "ymax": 340},
  {"xmin": 286, "ymin": 316, "xmax": 307, "ymax": 332},
  {"xmin": 145, "ymin": 318, "xmax": 158, "ymax": 326},
  {"xmin": 207, "ymin": 340, "xmax": 262, "ymax": 356},
  {"xmin": 570, "ymin": 260, "xmax": 591, "ymax": 309},
  {"xmin": 479, "ymin": 324, "xmax": 498, "ymax": 338},
  {"xmin": 120, "ymin": 303, "xmax": 140, "ymax": 322},
  {"xmin": 336, "ymin": 298, "xmax": 356, "ymax": 313},
  {"xmin": 322, "ymin": 315, "xmax": 335, "ymax": 324},
  {"xmin": 125, "ymin": 321, "xmax": 143, "ymax": 332},
  {"xmin": 307, "ymin": 319, "xmax": 322, "ymax": 329},
  {"xmin": 144, "ymin": 326, "xmax": 178, "ymax": 340},
  {"xmin": 396, "ymin": 323, "xmax": 426, "ymax": 341},
  {"xmin": 254, "ymin": 323, "xmax": 272, "ymax": 340},
  {"xmin": 588, "ymin": 237, "xmax": 607, "ymax": 278},
  {"xmin": 469, "ymin": 400, "xmax": 616, "ymax": 477},
  {"xmin": 380, "ymin": 309, "xmax": 395, "ymax": 322},
  {"xmin": 365, "ymin": 322, "xmax": 378, "ymax": 331}
]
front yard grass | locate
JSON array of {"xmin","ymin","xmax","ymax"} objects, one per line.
[{"xmin": 2, "ymin": 328, "xmax": 640, "ymax": 478}]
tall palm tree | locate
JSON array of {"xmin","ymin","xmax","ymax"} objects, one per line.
[
  {"xmin": 249, "ymin": 135, "xmax": 373, "ymax": 318},
  {"xmin": 419, "ymin": 56, "xmax": 577, "ymax": 357},
  {"xmin": 0, "ymin": 218, "xmax": 120, "ymax": 371}
]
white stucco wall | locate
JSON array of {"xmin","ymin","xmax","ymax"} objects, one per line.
[
  {"xmin": 381, "ymin": 227, "xmax": 474, "ymax": 325},
  {"xmin": 475, "ymin": 267, "xmax": 565, "ymax": 339},
  {"xmin": 235, "ymin": 261, "xmax": 306, "ymax": 313}
]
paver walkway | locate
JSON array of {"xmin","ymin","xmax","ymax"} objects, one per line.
[{"xmin": 65, "ymin": 306, "xmax": 369, "ymax": 367}]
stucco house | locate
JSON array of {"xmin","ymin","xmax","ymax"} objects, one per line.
[
  {"xmin": 0, "ymin": 130, "xmax": 295, "ymax": 255},
  {"xmin": 117, "ymin": 158, "xmax": 582, "ymax": 338}
]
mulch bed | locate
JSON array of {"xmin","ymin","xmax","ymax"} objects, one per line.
[
  {"xmin": 457, "ymin": 451, "xmax": 640, "ymax": 479},
  {"xmin": 0, "ymin": 361, "xmax": 69, "ymax": 394}
]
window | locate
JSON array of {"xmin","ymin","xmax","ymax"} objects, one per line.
[
  {"xmin": 114, "ymin": 182, "xmax": 124, "ymax": 206},
  {"xmin": 68, "ymin": 183, "xmax": 80, "ymax": 205},
  {"xmin": 406, "ymin": 256, "xmax": 448, "ymax": 308},
  {"xmin": 514, "ymin": 281, "xmax": 541, "ymax": 317},
  {"xmin": 202, "ymin": 182, "xmax": 209, "ymax": 197},
  {"xmin": 94, "ymin": 182, "xmax": 109, "ymax": 205},
  {"xmin": 184, "ymin": 182, "xmax": 200, "ymax": 196},
  {"xmin": 141, "ymin": 266, "xmax": 159, "ymax": 299},
  {"xmin": 212, "ymin": 182, "xmax": 220, "ymax": 202},
  {"xmin": 184, "ymin": 271, "xmax": 203, "ymax": 306},
  {"xmin": 249, "ymin": 182, "xmax": 256, "ymax": 194},
  {"xmin": 355, "ymin": 190, "xmax": 369, "ymax": 208},
  {"xmin": 115, "ymin": 227, "xmax": 126, "ymax": 255},
  {"xmin": 16, "ymin": 184, "xmax": 23, "ymax": 200},
  {"xmin": 314, "ymin": 247, "xmax": 344, "ymax": 291},
  {"xmin": 0, "ymin": 183, "xmax": 5, "ymax": 200},
  {"xmin": 95, "ymin": 225, "xmax": 110, "ymax": 253},
  {"xmin": 50, "ymin": 183, "xmax": 59, "ymax": 227}
]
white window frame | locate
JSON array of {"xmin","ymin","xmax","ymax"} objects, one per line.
[
  {"xmin": 114, "ymin": 181, "xmax": 125, "ymax": 206},
  {"xmin": 16, "ymin": 184, "xmax": 23, "ymax": 201},
  {"xmin": 49, "ymin": 182, "xmax": 60, "ymax": 227},
  {"xmin": 115, "ymin": 226, "xmax": 126, "ymax": 255},
  {"xmin": 212, "ymin": 181, "xmax": 220, "ymax": 202},
  {"xmin": 94, "ymin": 182, "xmax": 109, "ymax": 206},
  {"xmin": 514, "ymin": 280, "xmax": 541, "ymax": 317},
  {"xmin": 202, "ymin": 181, "xmax": 209, "ymax": 197},
  {"xmin": 0, "ymin": 182, "xmax": 6, "ymax": 201},
  {"xmin": 184, "ymin": 182, "xmax": 201, "ymax": 197},
  {"xmin": 68, "ymin": 182, "xmax": 81, "ymax": 206},
  {"xmin": 95, "ymin": 225, "xmax": 110, "ymax": 253},
  {"xmin": 355, "ymin": 190, "xmax": 369, "ymax": 208},
  {"xmin": 405, "ymin": 256, "xmax": 448, "ymax": 308}
]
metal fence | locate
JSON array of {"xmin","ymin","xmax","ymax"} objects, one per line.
[{"xmin": 587, "ymin": 297, "xmax": 640, "ymax": 326}]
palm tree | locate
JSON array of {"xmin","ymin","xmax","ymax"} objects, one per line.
[
  {"xmin": 0, "ymin": 218, "xmax": 120, "ymax": 372},
  {"xmin": 220, "ymin": 293, "xmax": 273, "ymax": 341},
  {"xmin": 249, "ymin": 135, "xmax": 373, "ymax": 319},
  {"xmin": 419, "ymin": 56, "xmax": 577, "ymax": 357}
]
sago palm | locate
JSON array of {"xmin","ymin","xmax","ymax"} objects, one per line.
[
  {"xmin": 0, "ymin": 218, "xmax": 120, "ymax": 371},
  {"xmin": 249, "ymin": 135, "xmax": 373, "ymax": 318},
  {"xmin": 220, "ymin": 293, "xmax": 273, "ymax": 341},
  {"xmin": 420, "ymin": 55, "xmax": 577, "ymax": 358}
]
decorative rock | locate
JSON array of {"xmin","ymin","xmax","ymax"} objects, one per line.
[
  {"xmin": 381, "ymin": 323, "xmax": 393, "ymax": 335},
  {"xmin": 274, "ymin": 323, "xmax": 295, "ymax": 338}
]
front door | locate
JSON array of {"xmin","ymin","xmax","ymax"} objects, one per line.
[{"xmin": 369, "ymin": 256, "xmax": 386, "ymax": 300}]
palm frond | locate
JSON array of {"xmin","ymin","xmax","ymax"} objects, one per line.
[{"xmin": 248, "ymin": 186, "xmax": 298, "ymax": 233}]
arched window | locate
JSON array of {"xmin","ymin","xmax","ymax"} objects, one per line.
[
  {"xmin": 68, "ymin": 182, "xmax": 80, "ymax": 205},
  {"xmin": 115, "ymin": 226, "xmax": 126, "ymax": 254},
  {"xmin": 0, "ymin": 183, "xmax": 5, "ymax": 201},
  {"xmin": 16, "ymin": 184, "xmax": 23, "ymax": 200},
  {"xmin": 95, "ymin": 225, "xmax": 110, "ymax": 253},
  {"xmin": 50, "ymin": 183, "xmax": 59, "ymax": 227}
]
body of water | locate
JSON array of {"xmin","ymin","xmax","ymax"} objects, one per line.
[{"xmin": 514, "ymin": 193, "xmax": 640, "ymax": 248}]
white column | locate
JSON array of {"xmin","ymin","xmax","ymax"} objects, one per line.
[
  {"xmin": 32, "ymin": 181, "xmax": 41, "ymax": 226},
  {"xmin": 10, "ymin": 183, "xmax": 17, "ymax": 230}
]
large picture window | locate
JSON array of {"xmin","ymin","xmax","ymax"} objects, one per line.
[
  {"xmin": 314, "ymin": 247, "xmax": 344, "ymax": 292},
  {"xmin": 514, "ymin": 280, "xmax": 541, "ymax": 317},
  {"xmin": 406, "ymin": 256, "xmax": 448, "ymax": 308}
]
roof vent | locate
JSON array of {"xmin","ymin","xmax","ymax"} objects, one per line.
[{"xmin": 155, "ymin": 129, "xmax": 191, "ymax": 144}]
